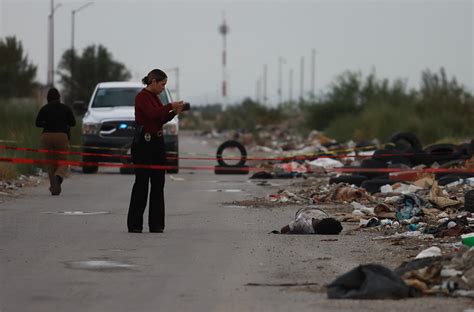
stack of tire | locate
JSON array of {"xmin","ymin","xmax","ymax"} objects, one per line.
[{"xmin": 330, "ymin": 133, "xmax": 473, "ymax": 194}]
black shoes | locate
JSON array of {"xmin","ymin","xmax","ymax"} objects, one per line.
[{"xmin": 49, "ymin": 175, "xmax": 62, "ymax": 196}]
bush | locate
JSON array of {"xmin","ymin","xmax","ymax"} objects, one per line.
[{"xmin": 0, "ymin": 98, "xmax": 82, "ymax": 178}]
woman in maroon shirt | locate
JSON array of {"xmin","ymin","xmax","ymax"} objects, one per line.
[{"xmin": 127, "ymin": 69, "xmax": 184, "ymax": 233}]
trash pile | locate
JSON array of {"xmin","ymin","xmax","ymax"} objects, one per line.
[
  {"xmin": 248, "ymin": 131, "xmax": 473, "ymax": 184},
  {"xmin": 265, "ymin": 172, "xmax": 474, "ymax": 239},
  {"xmin": 327, "ymin": 245, "xmax": 474, "ymax": 299}
]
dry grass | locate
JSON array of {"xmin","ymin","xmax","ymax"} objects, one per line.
[{"xmin": 0, "ymin": 163, "xmax": 19, "ymax": 180}]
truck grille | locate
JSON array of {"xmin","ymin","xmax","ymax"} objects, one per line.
[{"xmin": 100, "ymin": 121, "xmax": 136, "ymax": 138}]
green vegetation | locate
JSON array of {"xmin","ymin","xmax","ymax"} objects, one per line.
[
  {"xmin": 0, "ymin": 36, "xmax": 125, "ymax": 179},
  {"xmin": 0, "ymin": 36, "xmax": 38, "ymax": 98},
  {"xmin": 0, "ymin": 99, "xmax": 82, "ymax": 179},
  {"xmin": 58, "ymin": 45, "xmax": 131, "ymax": 104},
  {"xmin": 302, "ymin": 68, "xmax": 474, "ymax": 145},
  {"xmin": 184, "ymin": 68, "xmax": 474, "ymax": 148}
]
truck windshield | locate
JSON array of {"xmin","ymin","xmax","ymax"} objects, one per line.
[{"xmin": 92, "ymin": 88, "xmax": 170, "ymax": 107}]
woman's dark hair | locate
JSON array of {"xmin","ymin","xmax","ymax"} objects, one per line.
[
  {"xmin": 142, "ymin": 69, "xmax": 167, "ymax": 85},
  {"xmin": 47, "ymin": 87, "xmax": 60, "ymax": 102},
  {"xmin": 314, "ymin": 218, "xmax": 343, "ymax": 235}
]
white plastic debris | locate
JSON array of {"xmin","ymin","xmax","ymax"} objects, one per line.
[
  {"xmin": 372, "ymin": 231, "xmax": 434, "ymax": 240},
  {"xmin": 438, "ymin": 217, "xmax": 449, "ymax": 224},
  {"xmin": 352, "ymin": 210, "xmax": 366, "ymax": 217},
  {"xmin": 415, "ymin": 246, "xmax": 441, "ymax": 259},
  {"xmin": 440, "ymin": 268, "xmax": 462, "ymax": 278},
  {"xmin": 351, "ymin": 202, "xmax": 366, "ymax": 210},
  {"xmin": 307, "ymin": 158, "xmax": 343, "ymax": 169},
  {"xmin": 380, "ymin": 184, "xmax": 393, "ymax": 193},
  {"xmin": 350, "ymin": 202, "xmax": 374, "ymax": 216},
  {"xmin": 447, "ymin": 221, "xmax": 457, "ymax": 229},
  {"xmin": 384, "ymin": 196, "xmax": 401, "ymax": 204},
  {"xmin": 391, "ymin": 183, "xmax": 422, "ymax": 194}
]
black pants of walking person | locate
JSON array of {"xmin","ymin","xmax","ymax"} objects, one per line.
[{"xmin": 127, "ymin": 135, "xmax": 166, "ymax": 233}]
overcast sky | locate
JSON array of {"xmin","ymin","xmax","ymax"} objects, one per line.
[{"xmin": 1, "ymin": 0, "xmax": 473, "ymax": 105}]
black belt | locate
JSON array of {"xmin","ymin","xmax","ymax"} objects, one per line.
[{"xmin": 144, "ymin": 130, "xmax": 163, "ymax": 142}]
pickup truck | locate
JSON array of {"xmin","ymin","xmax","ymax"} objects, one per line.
[{"xmin": 79, "ymin": 81, "xmax": 179, "ymax": 174}]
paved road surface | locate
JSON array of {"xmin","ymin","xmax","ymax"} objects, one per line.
[{"xmin": 1, "ymin": 133, "xmax": 472, "ymax": 311}]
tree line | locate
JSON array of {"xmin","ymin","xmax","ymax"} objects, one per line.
[
  {"xmin": 183, "ymin": 68, "xmax": 473, "ymax": 145},
  {"xmin": 0, "ymin": 36, "xmax": 130, "ymax": 104},
  {"xmin": 2, "ymin": 35, "xmax": 473, "ymax": 145}
]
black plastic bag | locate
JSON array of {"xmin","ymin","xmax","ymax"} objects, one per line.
[{"xmin": 327, "ymin": 264, "xmax": 420, "ymax": 299}]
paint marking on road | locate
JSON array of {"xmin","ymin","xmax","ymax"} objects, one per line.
[
  {"xmin": 64, "ymin": 260, "xmax": 136, "ymax": 271},
  {"xmin": 42, "ymin": 211, "xmax": 110, "ymax": 216}
]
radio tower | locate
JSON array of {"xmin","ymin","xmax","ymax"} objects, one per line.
[{"xmin": 219, "ymin": 13, "xmax": 229, "ymax": 103}]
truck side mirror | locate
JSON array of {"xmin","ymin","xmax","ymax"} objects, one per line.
[{"xmin": 73, "ymin": 100, "xmax": 87, "ymax": 115}]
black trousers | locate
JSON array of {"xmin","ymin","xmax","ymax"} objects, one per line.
[{"xmin": 127, "ymin": 135, "xmax": 166, "ymax": 231}]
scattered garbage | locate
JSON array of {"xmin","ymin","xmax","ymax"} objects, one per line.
[
  {"xmin": 327, "ymin": 264, "xmax": 420, "ymax": 299},
  {"xmin": 415, "ymin": 246, "xmax": 442, "ymax": 259}
]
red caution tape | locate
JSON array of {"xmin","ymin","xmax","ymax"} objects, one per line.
[
  {"xmin": 0, "ymin": 155, "xmax": 473, "ymax": 175},
  {"xmin": 0, "ymin": 156, "xmax": 262, "ymax": 172},
  {"xmin": 2, "ymin": 144, "xmax": 468, "ymax": 163}
]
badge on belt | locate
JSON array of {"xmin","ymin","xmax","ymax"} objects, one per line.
[{"xmin": 144, "ymin": 132, "xmax": 151, "ymax": 142}]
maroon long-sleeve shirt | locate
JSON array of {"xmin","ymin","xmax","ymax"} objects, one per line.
[{"xmin": 135, "ymin": 88, "xmax": 176, "ymax": 133}]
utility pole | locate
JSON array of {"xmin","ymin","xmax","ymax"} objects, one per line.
[
  {"xmin": 256, "ymin": 78, "xmax": 262, "ymax": 104},
  {"xmin": 278, "ymin": 57, "xmax": 285, "ymax": 105},
  {"xmin": 47, "ymin": 0, "xmax": 62, "ymax": 87},
  {"xmin": 289, "ymin": 68, "xmax": 293, "ymax": 103},
  {"xmin": 311, "ymin": 49, "xmax": 316, "ymax": 100},
  {"xmin": 300, "ymin": 56, "xmax": 305, "ymax": 100},
  {"xmin": 70, "ymin": 2, "xmax": 93, "ymax": 101},
  {"xmin": 263, "ymin": 65, "xmax": 267, "ymax": 105},
  {"xmin": 71, "ymin": 2, "xmax": 93, "ymax": 53},
  {"xmin": 218, "ymin": 12, "xmax": 229, "ymax": 104}
]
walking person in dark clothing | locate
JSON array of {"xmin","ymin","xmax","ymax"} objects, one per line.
[
  {"xmin": 127, "ymin": 69, "xmax": 184, "ymax": 233},
  {"xmin": 35, "ymin": 88, "xmax": 76, "ymax": 195}
]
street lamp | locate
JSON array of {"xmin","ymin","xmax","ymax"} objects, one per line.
[
  {"xmin": 47, "ymin": 0, "xmax": 62, "ymax": 87},
  {"xmin": 70, "ymin": 2, "xmax": 93, "ymax": 100},
  {"xmin": 71, "ymin": 2, "xmax": 93, "ymax": 53}
]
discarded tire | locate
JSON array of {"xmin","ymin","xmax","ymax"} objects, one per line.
[
  {"xmin": 372, "ymin": 148, "xmax": 415, "ymax": 166},
  {"xmin": 371, "ymin": 149, "xmax": 390, "ymax": 163},
  {"xmin": 329, "ymin": 175, "xmax": 369, "ymax": 187},
  {"xmin": 458, "ymin": 143, "xmax": 473, "ymax": 160},
  {"xmin": 437, "ymin": 174, "xmax": 464, "ymax": 186},
  {"xmin": 216, "ymin": 140, "xmax": 247, "ymax": 167},
  {"xmin": 359, "ymin": 159, "xmax": 388, "ymax": 179},
  {"xmin": 424, "ymin": 144, "xmax": 462, "ymax": 165},
  {"xmin": 390, "ymin": 132, "xmax": 423, "ymax": 152},
  {"xmin": 437, "ymin": 172, "xmax": 474, "ymax": 185},
  {"xmin": 465, "ymin": 190, "xmax": 474, "ymax": 213}
]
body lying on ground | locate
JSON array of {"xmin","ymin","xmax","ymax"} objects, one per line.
[{"xmin": 279, "ymin": 207, "xmax": 343, "ymax": 234}]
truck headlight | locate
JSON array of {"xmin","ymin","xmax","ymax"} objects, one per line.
[
  {"xmin": 163, "ymin": 123, "xmax": 178, "ymax": 135},
  {"xmin": 82, "ymin": 122, "xmax": 101, "ymax": 135}
]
